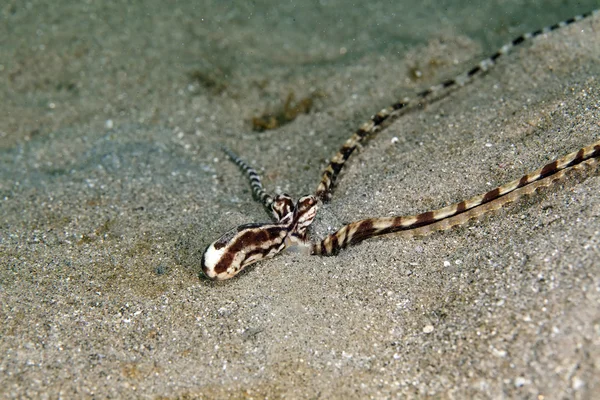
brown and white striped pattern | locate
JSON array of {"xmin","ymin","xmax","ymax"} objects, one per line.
[
  {"xmin": 202, "ymin": 195, "xmax": 319, "ymax": 280},
  {"xmin": 222, "ymin": 146, "xmax": 276, "ymax": 216},
  {"xmin": 312, "ymin": 140, "xmax": 600, "ymax": 256},
  {"xmin": 201, "ymin": 221, "xmax": 290, "ymax": 280},
  {"xmin": 314, "ymin": 9, "xmax": 599, "ymax": 202},
  {"xmin": 223, "ymin": 146, "xmax": 296, "ymax": 222},
  {"xmin": 202, "ymin": 9, "xmax": 599, "ymax": 280}
]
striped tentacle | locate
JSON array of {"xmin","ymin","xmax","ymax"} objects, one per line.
[
  {"xmin": 315, "ymin": 103, "xmax": 408, "ymax": 202},
  {"xmin": 222, "ymin": 147, "xmax": 307, "ymax": 223},
  {"xmin": 312, "ymin": 140, "xmax": 600, "ymax": 256},
  {"xmin": 416, "ymin": 9, "xmax": 598, "ymax": 98},
  {"xmin": 222, "ymin": 146, "xmax": 297, "ymax": 222},
  {"xmin": 222, "ymin": 146, "xmax": 274, "ymax": 209},
  {"xmin": 314, "ymin": 9, "xmax": 599, "ymax": 202}
]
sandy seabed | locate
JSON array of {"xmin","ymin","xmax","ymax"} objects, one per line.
[{"xmin": 1, "ymin": 1, "xmax": 599, "ymax": 398}]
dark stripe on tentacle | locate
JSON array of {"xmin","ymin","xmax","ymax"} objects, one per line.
[
  {"xmin": 222, "ymin": 146, "xmax": 275, "ymax": 211},
  {"xmin": 314, "ymin": 9, "xmax": 598, "ymax": 202},
  {"xmin": 313, "ymin": 140, "xmax": 600, "ymax": 255},
  {"xmin": 315, "ymin": 105, "xmax": 407, "ymax": 202},
  {"xmin": 222, "ymin": 147, "xmax": 297, "ymax": 222}
]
